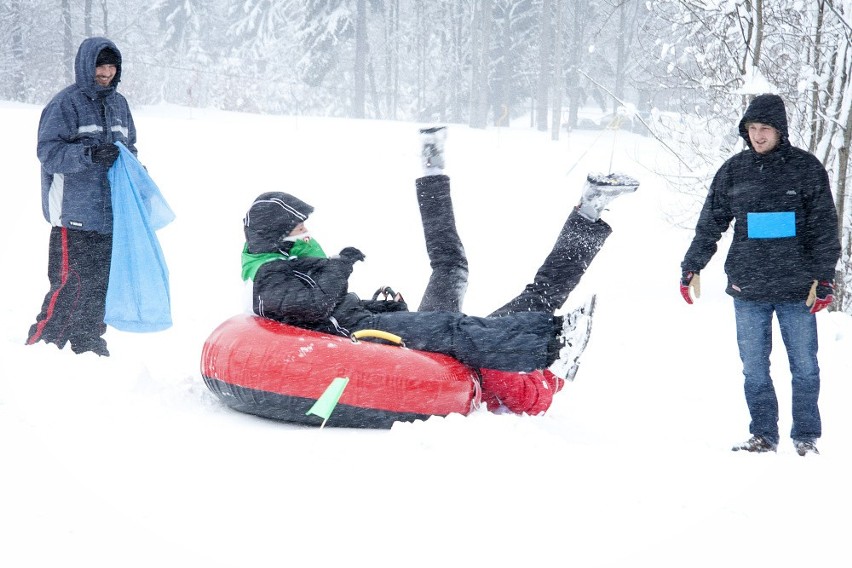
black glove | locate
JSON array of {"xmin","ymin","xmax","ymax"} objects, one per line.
[
  {"xmin": 362, "ymin": 300, "xmax": 409, "ymax": 314},
  {"xmin": 338, "ymin": 247, "xmax": 366, "ymax": 263},
  {"xmin": 91, "ymin": 143, "xmax": 119, "ymax": 167}
]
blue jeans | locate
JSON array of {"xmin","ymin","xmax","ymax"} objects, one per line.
[{"xmin": 733, "ymin": 298, "xmax": 821, "ymax": 445}]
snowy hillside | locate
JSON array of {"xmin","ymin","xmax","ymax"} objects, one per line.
[{"xmin": 1, "ymin": 101, "xmax": 850, "ymax": 567}]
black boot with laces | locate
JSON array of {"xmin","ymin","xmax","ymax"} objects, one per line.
[
  {"xmin": 794, "ymin": 440, "xmax": 819, "ymax": 456},
  {"xmin": 732, "ymin": 435, "xmax": 777, "ymax": 453}
]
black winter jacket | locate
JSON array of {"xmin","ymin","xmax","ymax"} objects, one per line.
[
  {"xmin": 682, "ymin": 96, "xmax": 840, "ymax": 302},
  {"xmin": 251, "ymin": 255, "xmax": 558, "ymax": 372}
]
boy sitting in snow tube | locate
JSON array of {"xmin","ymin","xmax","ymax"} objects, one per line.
[{"xmin": 240, "ymin": 126, "xmax": 638, "ymax": 415}]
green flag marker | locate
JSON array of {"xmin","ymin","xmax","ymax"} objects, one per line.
[{"xmin": 306, "ymin": 377, "xmax": 349, "ymax": 428}]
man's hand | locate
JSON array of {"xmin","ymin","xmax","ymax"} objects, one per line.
[
  {"xmin": 806, "ymin": 280, "xmax": 834, "ymax": 314},
  {"xmin": 91, "ymin": 143, "xmax": 119, "ymax": 167},
  {"xmin": 680, "ymin": 271, "xmax": 700, "ymax": 304},
  {"xmin": 338, "ymin": 247, "xmax": 365, "ymax": 264}
]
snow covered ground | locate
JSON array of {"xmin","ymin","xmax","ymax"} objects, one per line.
[{"xmin": 1, "ymin": 101, "xmax": 850, "ymax": 567}]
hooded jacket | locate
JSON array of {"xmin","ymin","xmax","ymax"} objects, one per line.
[
  {"xmin": 682, "ymin": 94, "xmax": 840, "ymax": 302},
  {"xmin": 37, "ymin": 37, "xmax": 138, "ymax": 234}
]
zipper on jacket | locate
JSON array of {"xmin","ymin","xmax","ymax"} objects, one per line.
[{"xmin": 100, "ymin": 99, "xmax": 112, "ymax": 142}]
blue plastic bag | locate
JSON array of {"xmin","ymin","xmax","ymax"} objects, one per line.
[{"xmin": 105, "ymin": 142, "xmax": 176, "ymax": 332}]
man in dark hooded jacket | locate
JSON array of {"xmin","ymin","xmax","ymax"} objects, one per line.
[
  {"xmin": 26, "ymin": 37, "xmax": 137, "ymax": 356},
  {"xmin": 680, "ymin": 94, "xmax": 840, "ymax": 456}
]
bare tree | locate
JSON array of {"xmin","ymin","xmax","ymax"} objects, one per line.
[
  {"xmin": 5, "ymin": 1, "xmax": 26, "ymax": 100},
  {"xmin": 613, "ymin": 0, "xmax": 641, "ymax": 102},
  {"xmin": 353, "ymin": 0, "xmax": 367, "ymax": 118},
  {"xmin": 535, "ymin": 0, "xmax": 552, "ymax": 131},
  {"xmin": 383, "ymin": 0, "xmax": 400, "ymax": 120},
  {"xmin": 647, "ymin": 0, "xmax": 852, "ymax": 312},
  {"xmin": 469, "ymin": 0, "xmax": 492, "ymax": 129},
  {"xmin": 819, "ymin": 0, "xmax": 852, "ymax": 311},
  {"xmin": 61, "ymin": 0, "xmax": 73, "ymax": 83},
  {"xmin": 565, "ymin": 0, "xmax": 591, "ymax": 132},
  {"xmin": 550, "ymin": 0, "xmax": 563, "ymax": 140}
]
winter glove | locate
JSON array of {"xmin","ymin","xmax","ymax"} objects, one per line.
[
  {"xmin": 338, "ymin": 247, "xmax": 366, "ymax": 264},
  {"xmin": 680, "ymin": 271, "xmax": 700, "ymax": 304},
  {"xmin": 363, "ymin": 286, "xmax": 406, "ymax": 313},
  {"xmin": 91, "ymin": 143, "xmax": 120, "ymax": 167},
  {"xmin": 806, "ymin": 280, "xmax": 834, "ymax": 314},
  {"xmin": 372, "ymin": 286, "xmax": 405, "ymax": 303},
  {"xmin": 362, "ymin": 299, "xmax": 409, "ymax": 314}
]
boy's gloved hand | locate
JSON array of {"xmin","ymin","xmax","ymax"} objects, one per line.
[
  {"xmin": 338, "ymin": 247, "xmax": 365, "ymax": 263},
  {"xmin": 91, "ymin": 143, "xmax": 119, "ymax": 166},
  {"xmin": 680, "ymin": 270, "xmax": 700, "ymax": 304},
  {"xmin": 806, "ymin": 280, "xmax": 834, "ymax": 314}
]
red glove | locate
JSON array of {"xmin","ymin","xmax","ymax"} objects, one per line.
[
  {"xmin": 680, "ymin": 271, "xmax": 700, "ymax": 304},
  {"xmin": 806, "ymin": 280, "xmax": 834, "ymax": 314},
  {"xmin": 479, "ymin": 369, "xmax": 564, "ymax": 415}
]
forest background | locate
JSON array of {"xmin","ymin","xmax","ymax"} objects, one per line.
[{"xmin": 2, "ymin": 0, "xmax": 852, "ymax": 311}]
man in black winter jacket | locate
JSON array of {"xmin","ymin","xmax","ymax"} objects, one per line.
[
  {"xmin": 680, "ymin": 94, "xmax": 841, "ymax": 456},
  {"xmin": 241, "ymin": 127, "xmax": 638, "ymax": 377}
]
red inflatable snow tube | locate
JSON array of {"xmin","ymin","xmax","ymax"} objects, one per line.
[{"xmin": 201, "ymin": 314, "xmax": 481, "ymax": 428}]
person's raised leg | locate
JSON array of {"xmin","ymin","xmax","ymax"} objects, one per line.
[
  {"xmin": 488, "ymin": 212, "xmax": 610, "ymax": 317},
  {"xmin": 416, "ymin": 126, "xmax": 469, "ymax": 313},
  {"xmin": 488, "ymin": 173, "xmax": 637, "ymax": 317},
  {"xmin": 576, "ymin": 173, "xmax": 640, "ymax": 223}
]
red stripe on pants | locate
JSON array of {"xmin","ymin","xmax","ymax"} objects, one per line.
[{"xmin": 27, "ymin": 228, "xmax": 70, "ymax": 344}]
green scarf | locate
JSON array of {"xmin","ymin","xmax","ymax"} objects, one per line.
[
  {"xmin": 240, "ymin": 238, "xmax": 328, "ymax": 281},
  {"xmin": 289, "ymin": 236, "xmax": 327, "ymax": 259}
]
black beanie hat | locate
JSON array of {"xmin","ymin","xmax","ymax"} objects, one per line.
[
  {"xmin": 244, "ymin": 192, "xmax": 314, "ymax": 253},
  {"xmin": 96, "ymin": 47, "xmax": 120, "ymax": 66}
]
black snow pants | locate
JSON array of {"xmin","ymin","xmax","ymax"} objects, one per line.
[
  {"xmin": 414, "ymin": 174, "xmax": 611, "ymax": 316},
  {"xmin": 356, "ymin": 175, "xmax": 610, "ymax": 372},
  {"xmin": 27, "ymin": 226, "xmax": 112, "ymax": 353}
]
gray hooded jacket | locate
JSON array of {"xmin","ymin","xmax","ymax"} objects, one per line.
[{"xmin": 37, "ymin": 37, "xmax": 138, "ymax": 234}]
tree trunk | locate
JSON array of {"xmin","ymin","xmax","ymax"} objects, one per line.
[
  {"xmin": 384, "ymin": 0, "xmax": 399, "ymax": 120},
  {"xmin": 101, "ymin": 0, "xmax": 109, "ymax": 35},
  {"xmin": 493, "ymin": 10, "xmax": 511, "ymax": 126},
  {"xmin": 450, "ymin": 1, "xmax": 464, "ymax": 123},
  {"xmin": 834, "ymin": 75, "xmax": 852, "ymax": 313},
  {"xmin": 536, "ymin": 0, "xmax": 552, "ymax": 131},
  {"xmin": 62, "ymin": 0, "xmax": 73, "ymax": 84},
  {"xmin": 469, "ymin": 0, "xmax": 481, "ymax": 125},
  {"xmin": 353, "ymin": 0, "xmax": 367, "ymax": 118},
  {"xmin": 614, "ymin": 0, "xmax": 631, "ymax": 101},
  {"xmin": 808, "ymin": 2, "xmax": 826, "ymax": 150},
  {"xmin": 85, "ymin": 0, "xmax": 92, "ymax": 36},
  {"xmin": 566, "ymin": 1, "xmax": 585, "ymax": 131},
  {"xmin": 469, "ymin": 0, "xmax": 491, "ymax": 129},
  {"xmin": 8, "ymin": 0, "xmax": 25, "ymax": 100},
  {"xmin": 739, "ymin": 0, "xmax": 763, "ymax": 74},
  {"xmin": 550, "ymin": 0, "xmax": 563, "ymax": 140}
]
